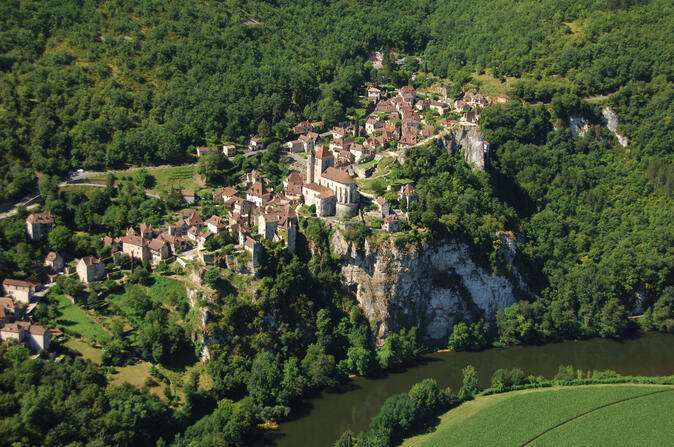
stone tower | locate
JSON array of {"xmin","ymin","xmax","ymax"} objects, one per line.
[
  {"xmin": 314, "ymin": 146, "xmax": 334, "ymax": 184},
  {"xmin": 307, "ymin": 149, "xmax": 315, "ymax": 183}
]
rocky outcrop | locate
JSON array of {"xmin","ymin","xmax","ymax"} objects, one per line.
[
  {"xmin": 568, "ymin": 115, "xmax": 589, "ymax": 138},
  {"xmin": 602, "ymin": 107, "xmax": 628, "ymax": 147},
  {"xmin": 332, "ymin": 231, "xmax": 524, "ymax": 344},
  {"xmin": 438, "ymin": 124, "xmax": 490, "ymax": 170}
]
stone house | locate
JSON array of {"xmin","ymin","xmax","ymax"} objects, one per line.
[
  {"xmin": 375, "ymin": 196, "xmax": 391, "ymax": 217},
  {"xmin": 222, "ymin": 145, "xmax": 237, "ymax": 157},
  {"xmin": 332, "ymin": 126, "xmax": 349, "ymax": 140},
  {"xmin": 0, "ymin": 321, "xmax": 50, "ymax": 351},
  {"xmin": 283, "ymin": 172, "xmax": 303, "ymax": 189},
  {"xmin": 301, "ymin": 183, "xmax": 336, "ymax": 217},
  {"xmin": 168, "ymin": 219, "xmax": 188, "ymax": 236},
  {"xmin": 246, "ymin": 170, "xmax": 263, "ymax": 186},
  {"xmin": 365, "ymin": 117, "xmax": 384, "ymax": 135},
  {"xmin": 248, "ymin": 137, "xmax": 264, "ymax": 151},
  {"xmin": 285, "ymin": 139, "xmax": 304, "ymax": 153},
  {"xmin": 292, "ymin": 121, "xmax": 314, "ymax": 134},
  {"xmin": 399, "ymin": 85, "xmax": 416, "ymax": 105},
  {"xmin": 399, "ymin": 183, "xmax": 419, "ymax": 209},
  {"xmin": 243, "ymin": 236, "xmax": 261, "ymax": 267},
  {"xmin": 0, "ymin": 297, "xmax": 21, "ymax": 324},
  {"xmin": 429, "ymin": 101, "xmax": 449, "ymax": 115},
  {"xmin": 157, "ymin": 233, "xmax": 190, "ymax": 254},
  {"xmin": 121, "ymin": 234, "xmax": 150, "ymax": 262},
  {"xmin": 350, "ymin": 144, "xmax": 373, "ymax": 163},
  {"xmin": 181, "ymin": 190, "xmax": 196, "ymax": 204},
  {"xmin": 2, "ymin": 279, "xmax": 39, "ymax": 304},
  {"xmin": 196, "ymin": 146, "xmax": 212, "ymax": 157},
  {"xmin": 246, "ymin": 181, "xmax": 272, "ymax": 206},
  {"xmin": 139, "ymin": 223, "xmax": 155, "ymax": 239},
  {"xmin": 461, "ymin": 110, "xmax": 481, "ymax": 124},
  {"xmin": 298, "ymin": 134, "xmax": 315, "ymax": 152},
  {"xmin": 383, "ymin": 214, "xmax": 400, "ymax": 233},
  {"xmin": 225, "ymin": 197, "xmax": 254, "ymax": 216},
  {"xmin": 182, "ymin": 210, "xmax": 204, "ymax": 228},
  {"xmin": 44, "ymin": 252, "xmax": 64, "ymax": 273},
  {"xmin": 76, "ymin": 256, "xmax": 105, "ymax": 283},
  {"xmin": 367, "ymin": 86, "xmax": 381, "ymax": 102},
  {"xmin": 26, "ymin": 211, "xmax": 54, "ymax": 240},
  {"xmin": 149, "ymin": 238, "xmax": 170, "ymax": 264},
  {"xmin": 213, "ymin": 187, "xmax": 239, "ymax": 203},
  {"xmin": 206, "ymin": 215, "xmax": 228, "ymax": 234}
]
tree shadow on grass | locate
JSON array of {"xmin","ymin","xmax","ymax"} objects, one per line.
[{"xmin": 160, "ymin": 347, "xmax": 199, "ymax": 373}]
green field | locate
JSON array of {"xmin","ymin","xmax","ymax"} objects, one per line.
[
  {"xmin": 402, "ymin": 385, "xmax": 674, "ymax": 447},
  {"xmin": 147, "ymin": 276, "xmax": 187, "ymax": 304},
  {"xmin": 108, "ymin": 275, "xmax": 187, "ymax": 320},
  {"xmin": 93, "ymin": 165, "xmax": 202, "ymax": 193},
  {"xmin": 64, "ymin": 338, "xmax": 103, "ymax": 363},
  {"xmin": 52, "ymin": 293, "xmax": 111, "ymax": 342}
]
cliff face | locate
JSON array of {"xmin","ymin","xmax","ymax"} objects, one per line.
[
  {"xmin": 438, "ymin": 124, "xmax": 489, "ymax": 170},
  {"xmin": 602, "ymin": 106, "xmax": 628, "ymax": 147},
  {"xmin": 332, "ymin": 231, "xmax": 522, "ymax": 343}
]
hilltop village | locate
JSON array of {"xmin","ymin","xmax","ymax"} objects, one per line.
[{"xmin": 0, "ymin": 84, "xmax": 494, "ymax": 353}]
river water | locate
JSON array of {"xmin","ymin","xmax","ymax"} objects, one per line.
[{"xmin": 268, "ymin": 332, "xmax": 674, "ymax": 447}]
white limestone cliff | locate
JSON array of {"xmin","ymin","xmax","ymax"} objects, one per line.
[{"xmin": 332, "ymin": 231, "xmax": 525, "ymax": 344}]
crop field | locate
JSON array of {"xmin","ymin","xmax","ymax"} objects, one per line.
[
  {"xmin": 402, "ymin": 385, "xmax": 674, "ymax": 447},
  {"xmin": 151, "ymin": 165, "xmax": 201, "ymax": 192}
]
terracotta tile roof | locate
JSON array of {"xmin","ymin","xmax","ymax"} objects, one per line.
[
  {"xmin": 181, "ymin": 190, "xmax": 195, "ymax": 197},
  {"xmin": 3, "ymin": 278, "xmax": 39, "ymax": 288},
  {"xmin": 185, "ymin": 212, "xmax": 203, "ymax": 227},
  {"xmin": 149, "ymin": 238, "xmax": 166, "ymax": 250},
  {"xmin": 376, "ymin": 196, "xmax": 387, "ymax": 206},
  {"xmin": 28, "ymin": 325, "xmax": 47, "ymax": 335},
  {"xmin": 322, "ymin": 167, "xmax": 355, "ymax": 185},
  {"xmin": 26, "ymin": 211, "xmax": 54, "ymax": 225},
  {"xmin": 315, "ymin": 146, "xmax": 333, "ymax": 160},
  {"xmin": 80, "ymin": 256, "xmax": 100, "ymax": 266},
  {"xmin": 401, "ymin": 183, "xmax": 417, "ymax": 196},
  {"xmin": 1, "ymin": 323, "xmax": 21, "ymax": 333},
  {"xmin": 244, "ymin": 236, "xmax": 258, "ymax": 248},
  {"xmin": 303, "ymin": 183, "xmax": 336, "ymax": 199},
  {"xmin": 206, "ymin": 215, "xmax": 227, "ymax": 229},
  {"xmin": 247, "ymin": 181, "xmax": 267, "ymax": 197},
  {"xmin": 285, "ymin": 172, "xmax": 303, "ymax": 185},
  {"xmin": 121, "ymin": 235, "xmax": 149, "ymax": 247}
]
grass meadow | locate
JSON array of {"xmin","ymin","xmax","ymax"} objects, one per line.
[
  {"xmin": 52, "ymin": 292, "xmax": 111, "ymax": 342},
  {"xmin": 402, "ymin": 385, "xmax": 674, "ymax": 447}
]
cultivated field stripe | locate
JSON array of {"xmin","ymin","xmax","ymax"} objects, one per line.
[{"xmin": 520, "ymin": 388, "xmax": 674, "ymax": 446}]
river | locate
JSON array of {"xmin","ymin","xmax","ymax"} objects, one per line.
[{"xmin": 268, "ymin": 332, "xmax": 674, "ymax": 447}]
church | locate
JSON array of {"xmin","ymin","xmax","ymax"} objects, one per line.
[{"xmin": 302, "ymin": 146, "xmax": 360, "ymax": 217}]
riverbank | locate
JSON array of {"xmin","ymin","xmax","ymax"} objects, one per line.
[{"xmin": 270, "ymin": 332, "xmax": 674, "ymax": 447}]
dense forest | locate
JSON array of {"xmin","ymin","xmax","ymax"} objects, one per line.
[{"xmin": 1, "ymin": 0, "xmax": 671, "ymax": 200}]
